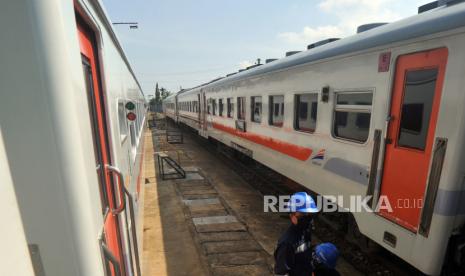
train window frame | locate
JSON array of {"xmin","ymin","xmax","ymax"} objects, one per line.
[
  {"xmin": 269, "ymin": 95, "xmax": 285, "ymax": 127},
  {"xmin": 294, "ymin": 93, "xmax": 318, "ymax": 133},
  {"xmin": 227, "ymin": 97, "xmax": 234, "ymax": 118},
  {"xmin": 212, "ymin": 99, "xmax": 217, "ymax": 116},
  {"xmin": 219, "ymin": 99, "xmax": 224, "ymax": 116},
  {"xmin": 332, "ymin": 90, "xmax": 373, "ymax": 144},
  {"xmin": 117, "ymin": 100, "xmax": 128, "ymax": 144},
  {"xmin": 237, "ymin": 97, "xmax": 245, "ymax": 120},
  {"xmin": 251, "ymin": 96, "xmax": 262, "ymax": 123}
]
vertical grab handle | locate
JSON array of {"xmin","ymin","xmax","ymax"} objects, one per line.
[
  {"xmin": 105, "ymin": 165, "xmax": 126, "ymax": 215},
  {"xmin": 101, "ymin": 242, "xmax": 122, "ymax": 276}
]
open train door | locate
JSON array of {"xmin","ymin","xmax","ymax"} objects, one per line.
[
  {"xmin": 76, "ymin": 16, "xmax": 127, "ymax": 275},
  {"xmin": 379, "ymin": 48, "xmax": 448, "ymax": 232}
]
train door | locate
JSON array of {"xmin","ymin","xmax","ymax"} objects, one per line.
[
  {"xmin": 198, "ymin": 94, "xmax": 201, "ymax": 126},
  {"xmin": 202, "ymin": 91, "xmax": 207, "ymax": 131},
  {"xmin": 77, "ymin": 19, "xmax": 126, "ymax": 275},
  {"xmin": 199, "ymin": 90, "xmax": 208, "ymax": 137},
  {"xmin": 175, "ymin": 95, "xmax": 179, "ymax": 122},
  {"xmin": 379, "ymin": 48, "xmax": 448, "ymax": 232}
]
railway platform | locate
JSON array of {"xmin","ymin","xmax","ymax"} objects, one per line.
[{"xmin": 140, "ymin": 114, "xmax": 361, "ymax": 276}]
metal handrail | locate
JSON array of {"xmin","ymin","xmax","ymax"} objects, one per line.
[
  {"xmin": 100, "ymin": 166, "xmax": 141, "ymax": 275},
  {"xmin": 124, "ymin": 187, "xmax": 142, "ymax": 276},
  {"xmin": 101, "ymin": 243, "xmax": 122, "ymax": 276},
  {"xmin": 105, "ymin": 165, "xmax": 126, "ymax": 214}
]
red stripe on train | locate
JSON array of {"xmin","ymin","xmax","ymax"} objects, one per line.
[{"xmin": 212, "ymin": 122, "xmax": 312, "ymax": 161}]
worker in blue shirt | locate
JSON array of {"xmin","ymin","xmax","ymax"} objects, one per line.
[{"xmin": 274, "ymin": 192, "xmax": 319, "ymax": 276}]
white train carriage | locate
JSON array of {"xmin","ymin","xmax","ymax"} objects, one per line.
[
  {"xmin": 165, "ymin": 1, "xmax": 465, "ymax": 274},
  {"xmin": 1, "ymin": 0, "xmax": 145, "ymax": 275},
  {"xmin": 164, "ymin": 94, "xmax": 177, "ymax": 120}
]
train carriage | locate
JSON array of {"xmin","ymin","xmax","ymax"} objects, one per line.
[
  {"xmin": 164, "ymin": 2, "xmax": 465, "ymax": 274},
  {"xmin": 1, "ymin": 0, "xmax": 146, "ymax": 275}
]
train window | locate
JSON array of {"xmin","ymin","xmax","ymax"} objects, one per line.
[
  {"xmin": 295, "ymin": 93, "xmax": 318, "ymax": 133},
  {"xmin": 219, "ymin": 99, "xmax": 224, "ymax": 116},
  {"xmin": 212, "ymin": 99, "xmax": 217, "ymax": 115},
  {"xmin": 227, "ymin": 97, "xmax": 234, "ymax": 118},
  {"xmin": 251, "ymin": 96, "xmax": 262, "ymax": 123},
  {"xmin": 135, "ymin": 104, "xmax": 140, "ymax": 132},
  {"xmin": 118, "ymin": 101, "xmax": 128, "ymax": 141},
  {"xmin": 207, "ymin": 99, "xmax": 211, "ymax": 114},
  {"xmin": 130, "ymin": 123, "xmax": 136, "ymax": 150},
  {"xmin": 237, "ymin": 97, "xmax": 245, "ymax": 120},
  {"xmin": 333, "ymin": 92, "xmax": 372, "ymax": 142},
  {"xmin": 397, "ymin": 68, "xmax": 438, "ymax": 150},
  {"xmin": 269, "ymin": 95, "xmax": 284, "ymax": 127}
]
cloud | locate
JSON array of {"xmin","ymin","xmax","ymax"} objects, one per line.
[
  {"xmin": 238, "ymin": 60, "xmax": 254, "ymax": 69},
  {"xmin": 278, "ymin": 25, "xmax": 346, "ymax": 45},
  {"xmin": 319, "ymin": 0, "xmax": 393, "ymax": 12},
  {"xmin": 278, "ymin": 0, "xmax": 406, "ymax": 46}
]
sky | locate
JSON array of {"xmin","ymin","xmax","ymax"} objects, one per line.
[{"xmin": 102, "ymin": 0, "xmax": 433, "ymax": 97}]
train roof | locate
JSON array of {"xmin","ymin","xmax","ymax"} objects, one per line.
[{"xmin": 170, "ymin": 2, "xmax": 465, "ymax": 99}]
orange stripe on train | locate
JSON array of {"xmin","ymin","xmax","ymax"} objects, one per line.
[{"xmin": 212, "ymin": 122, "xmax": 312, "ymax": 161}]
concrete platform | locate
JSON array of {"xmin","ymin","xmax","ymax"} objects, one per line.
[{"xmin": 141, "ymin": 122, "xmax": 362, "ymax": 276}]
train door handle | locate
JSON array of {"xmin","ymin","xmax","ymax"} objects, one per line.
[{"xmin": 105, "ymin": 165, "xmax": 126, "ymax": 215}]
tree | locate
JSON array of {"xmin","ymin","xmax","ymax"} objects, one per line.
[
  {"xmin": 155, "ymin": 83, "xmax": 161, "ymax": 103},
  {"xmin": 160, "ymin": 87, "xmax": 171, "ymax": 100}
]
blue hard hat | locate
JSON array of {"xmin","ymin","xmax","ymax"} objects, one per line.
[
  {"xmin": 314, "ymin": 243, "xmax": 339, "ymax": 269},
  {"xmin": 288, "ymin": 192, "xmax": 319, "ymax": 213}
]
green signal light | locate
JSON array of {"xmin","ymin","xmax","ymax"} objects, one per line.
[{"xmin": 125, "ymin": 101, "xmax": 135, "ymax": 110}]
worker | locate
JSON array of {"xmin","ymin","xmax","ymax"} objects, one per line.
[
  {"xmin": 312, "ymin": 242, "xmax": 340, "ymax": 276},
  {"xmin": 274, "ymin": 192, "xmax": 319, "ymax": 276}
]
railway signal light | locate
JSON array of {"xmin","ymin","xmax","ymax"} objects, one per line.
[
  {"xmin": 125, "ymin": 101, "xmax": 135, "ymax": 110},
  {"xmin": 127, "ymin": 112, "xmax": 137, "ymax": 121}
]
